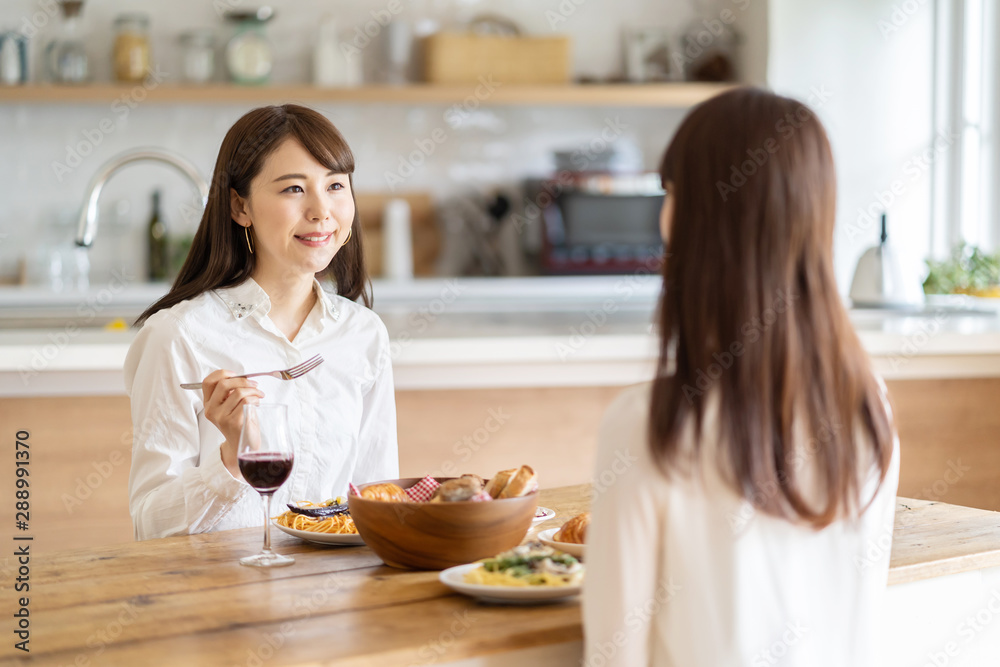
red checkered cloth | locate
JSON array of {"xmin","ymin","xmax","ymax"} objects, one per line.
[
  {"xmin": 349, "ymin": 477, "xmax": 493, "ymax": 502},
  {"xmin": 404, "ymin": 475, "xmax": 441, "ymax": 502}
]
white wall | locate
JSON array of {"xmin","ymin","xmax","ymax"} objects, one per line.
[
  {"xmin": 768, "ymin": 0, "xmax": 935, "ymax": 294},
  {"xmin": 1, "ymin": 0, "xmax": 775, "ymax": 284}
]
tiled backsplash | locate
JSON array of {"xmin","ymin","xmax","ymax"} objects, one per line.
[{"xmin": 0, "ymin": 0, "xmax": 764, "ymax": 284}]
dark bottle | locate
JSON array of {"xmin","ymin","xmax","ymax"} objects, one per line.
[{"xmin": 147, "ymin": 190, "xmax": 168, "ymax": 281}]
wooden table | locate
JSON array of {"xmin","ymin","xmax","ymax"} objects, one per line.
[{"xmin": 3, "ymin": 486, "xmax": 1000, "ymax": 666}]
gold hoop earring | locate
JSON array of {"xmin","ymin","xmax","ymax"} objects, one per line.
[
  {"xmin": 344, "ymin": 228, "xmax": 352, "ymax": 244},
  {"xmin": 244, "ymin": 225, "xmax": 254, "ymax": 254}
]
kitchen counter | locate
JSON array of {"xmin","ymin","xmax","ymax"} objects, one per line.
[
  {"xmin": 3, "ymin": 278, "xmax": 1000, "ymax": 396},
  {"xmin": 5, "ymin": 485, "xmax": 1000, "ymax": 666}
]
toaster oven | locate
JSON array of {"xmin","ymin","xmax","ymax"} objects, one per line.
[{"xmin": 536, "ymin": 172, "xmax": 665, "ymax": 275}]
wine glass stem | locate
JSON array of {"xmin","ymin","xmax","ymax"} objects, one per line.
[{"xmin": 262, "ymin": 492, "xmax": 273, "ymax": 555}]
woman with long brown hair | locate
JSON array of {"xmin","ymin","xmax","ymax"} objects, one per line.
[
  {"xmin": 582, "ymin": 88, "xmax": 899, "ymax": 665},
  {"xmin": 125, "ymin": 104, "xmax": 397, "ymax": 540}
]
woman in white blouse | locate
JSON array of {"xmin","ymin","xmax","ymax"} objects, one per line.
[
  {"xmin": 125, "ymin": 104, "xmax": 398, "ymax": 540},
  {"xmin": 583, "ymin": 88, "xmax": 900, "ymax": 665}
]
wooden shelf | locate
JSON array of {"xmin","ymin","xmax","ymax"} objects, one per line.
[{"xmin": 0, "ymin": 82, "xmax": 733, "ymax": 107}]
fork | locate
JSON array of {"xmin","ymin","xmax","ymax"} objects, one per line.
[{"xmin": 179, "ymin": 354, "xmax": 325, "ymax": 390}]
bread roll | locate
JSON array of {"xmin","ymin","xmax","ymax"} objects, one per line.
[
  {"xmin": 431, "ymin": 477, "xmax": 483, "ymax": 502},
  {"xmin": 498, "ymin": 465, "xmax": 538, "ymax": 499},
  {"xmin": 359, "ymin": 482, "xmax": 408, "ymax": 502},
  {"xmin": 460, "ymin": 473, "xmax": 486, "ymax": 488},
  {"xmin": 485, "ymin": 469, "xmax": 516, "ymax": 498},
  {"xmin": 555, "ymin": 512, "xmax": 590, "ymax": 544}
]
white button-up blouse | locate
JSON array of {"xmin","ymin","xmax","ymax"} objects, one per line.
[{"xmin": 124, "ymin": 278, "xmax": 398, "ymax": 541}]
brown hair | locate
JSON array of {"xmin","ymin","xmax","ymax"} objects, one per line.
[
  {"xmin": 650, "ymin": 87, "xmax": 894, "ymax": 528},
  {"xmin": 135, "ymin": 104, "xmax": 370, "ymax": 326}
]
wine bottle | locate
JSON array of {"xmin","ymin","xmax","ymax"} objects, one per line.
[{"xmin": 147, "ymin": 190, "xmax": 168, "ymax": 281}]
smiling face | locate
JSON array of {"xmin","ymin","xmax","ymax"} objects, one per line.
[{"xmin": 230, "ymin": 137, "xmax": 355, "ymax": 284}]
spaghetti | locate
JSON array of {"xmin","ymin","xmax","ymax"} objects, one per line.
[{"xmin": 274, "ymin": 501, "xmax": 358, "ymax": 534}]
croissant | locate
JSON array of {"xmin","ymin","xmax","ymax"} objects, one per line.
[
  {"xmin": 555, "ymin": 512, "xmax": 590, "ymax": 544},
  {"xmin": 359, "ymin": 482, "xmax": 409, "ymax": 502}
]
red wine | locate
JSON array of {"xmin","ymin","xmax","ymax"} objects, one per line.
[{"xmin": 238, "ymin": 452, "xmax": 294, "ymax": 493}]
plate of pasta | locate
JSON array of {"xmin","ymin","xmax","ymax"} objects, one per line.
[
  {"xmin": 272, "ymin": 501, "xmax": 365, "ymax": 546},
  {"xmin": 438, "ymin": 543, "xmax": 583, "ymax": 603}
]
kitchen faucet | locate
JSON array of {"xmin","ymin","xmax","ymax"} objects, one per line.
[{"xmin": 74, "ymin": 147, "xmax": 210, "ymax": 247}]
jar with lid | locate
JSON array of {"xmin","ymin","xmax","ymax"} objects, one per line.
[
  {"xmin": 224, "ymin": 7, "xmax": 274, "ymax": 85},
  {"xmin": 44, "ymin": 0, "xmax": 89, "ymax": 83},
  {"xmin": 178, "ymin": 30, "xmax": 215, "ymax": 84},
  {"xmin": 113, "ymin": 13, "xmax": 151, "ymax": 83}
]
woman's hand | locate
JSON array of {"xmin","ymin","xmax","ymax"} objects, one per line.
[{"xmin": 201, "ymin": 370, "xmax": 265, "ymax": 479}]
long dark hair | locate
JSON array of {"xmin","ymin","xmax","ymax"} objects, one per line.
[
  {"xmin": 135, "ymin": 104, "xmax": 371, "ymax": 326},
  {"xmin": 649, "ymin": 87, "xmax": 894, "ymax": 528}
]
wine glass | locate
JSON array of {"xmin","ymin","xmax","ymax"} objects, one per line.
[{"xmin": 238, "ymin": 403, "xmax": 295, "ymax": 567}]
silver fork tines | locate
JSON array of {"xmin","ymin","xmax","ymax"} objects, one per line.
[{"xmin": 179, "ymin": 354, "xmax": 325, "ymax": 390}]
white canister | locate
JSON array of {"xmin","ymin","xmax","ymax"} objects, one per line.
[
  {"xmin": 313, "ymin": 16, "xmax": 361, "ymax": 87},
  {"xmin": 382, "ymin": 198, "xmax": 414, "ymax": 281}
]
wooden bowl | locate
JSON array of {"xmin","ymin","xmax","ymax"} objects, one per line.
[{"xmin": 348, "ymin": 478, "xmax": 538, "ymax": 570}]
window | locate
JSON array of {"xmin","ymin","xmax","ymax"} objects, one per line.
[{"xmin": 933, "ymin": 0, "xmax": 1000, "ymax": 254}]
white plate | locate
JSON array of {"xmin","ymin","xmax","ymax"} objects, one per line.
[
  {"xmin": 438, "ymin": 563, "xmax": 582, "ymax": 604},
  {"xmin": 272, "ymin": 520, "xmax": 365, "ymax": 546},
  {"xmin": 533, "ymin": 506, "xmax": 556, "ymax": 523},
  {"xmin": 537, "ymin": 527, "xmax": 585, "ymax": 559}
]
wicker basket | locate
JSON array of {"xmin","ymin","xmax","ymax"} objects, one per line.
[{"xmin": 422, "ymin": 32, "xmax": 571, "ymax": 85}]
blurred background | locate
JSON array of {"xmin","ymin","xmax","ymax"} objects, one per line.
[{"xmin": 0, "ymin": 0, "xmax": 963, "ymax": 297}]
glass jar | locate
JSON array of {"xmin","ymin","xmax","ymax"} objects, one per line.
[
  {"xmin": 44, "ymin": 0, "xmax": 89, "ymax": 83},
  {"xmin": 113, "ymin": 13, "xmax": 150, "ymax": 83},
  {"xmin": 224, "ymin": 8, "xmax": 274, "ymax": 85},
  {"xmin": 179, "ymin": 30, "xmax": 215, "ymax": 84}
]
